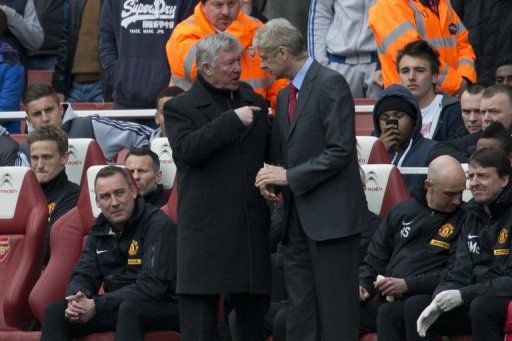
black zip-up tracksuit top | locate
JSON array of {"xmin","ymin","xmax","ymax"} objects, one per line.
[
  {"xmin": 435, "ymin": 183, "xmax": 512, "ymax": 302},
  {"xmin": 65, "ymin": 197, "xmax": 177, "ymax": 313},
  {"xmin": 359, "ymin": 186, "xmax": 465, "ymax": 298}
]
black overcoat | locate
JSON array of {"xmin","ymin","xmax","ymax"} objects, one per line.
[{"xmin": 164, "ymin": 79, "xmax": 271, "ymax": 294}]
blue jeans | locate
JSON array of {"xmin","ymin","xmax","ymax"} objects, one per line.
[{"xmin": 67, "ymin": 80, "xmax": 103, "ymax": 103}]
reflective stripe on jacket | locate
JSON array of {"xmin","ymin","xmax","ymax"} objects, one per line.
[
  {"xmin": 368, "ymin": 0, "xmax": 476, "ymax": 95},
  {"xmin": 166, "ymin": 3, "xmax": 287, "ymax": 109}
]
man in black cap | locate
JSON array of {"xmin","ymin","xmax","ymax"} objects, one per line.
[{"xmin": 373, "ymin": 84, "xmax": 437, "ymax": 190}]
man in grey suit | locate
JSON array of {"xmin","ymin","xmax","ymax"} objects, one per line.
[{"xmin": 254, "ymin": 19, "xmax": 368, "ymax": 340}]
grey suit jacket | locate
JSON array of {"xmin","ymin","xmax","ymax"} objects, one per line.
[{"xmin": 272, "ymin": 60, "xmax": 368, "ymax": 241}]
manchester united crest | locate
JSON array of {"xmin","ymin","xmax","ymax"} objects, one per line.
[
  {"xmin": 128, "ymin": 240, "xmax": 139, "ymax": 256},
  {"xmin": 498, "ymin": 228, "xmax": 508, "ymax": 245},
  {"xmin": 438, "ymin": 223, "xmax": 454, "ymax": 238}
]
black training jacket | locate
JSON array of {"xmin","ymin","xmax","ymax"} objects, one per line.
[
  {"xmin": 66, "ymin": 196, "xmax": 177, "ymax": 312},
  {"xmin": 359, "ymin": 186, "xmax": 465, "ymax": 298},
  {"xmin": 435, "ymin": 183, "xmax": 512, "ymax": 302}
]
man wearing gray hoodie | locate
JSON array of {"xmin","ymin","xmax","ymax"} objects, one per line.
[{"xmin": 307, "ymin": 0, "xmax": 380, "ymax": 98}]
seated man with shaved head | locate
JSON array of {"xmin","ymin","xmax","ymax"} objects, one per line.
[{"xmin": 359, "ymin": 155, "xmax": 467, "ymax": 340}]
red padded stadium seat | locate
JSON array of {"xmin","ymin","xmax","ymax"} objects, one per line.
[
  {"xmin": 360, "ymin": 333, "xmax": 469, "ymax": 340},
  {"xmin": 70, "ymin": 102, "xmax": 115, "ymax": 110},
  {"xmin": 114, "ymin": 148, "xmax": 130, "ymax": 165},
  {"xmin": 354, "ymin": 97, "xmax": 376, "ymax": 136},
  {"xmin": 27, "ymin": 70, "xmax": 53, "ymax": 86},
  {"xmin": 161, "ymin": 177, "xmax": 178, "ymax": 223},
  {"xmin": 354, "ymin": 98, "xmax": 377, "ymax": 106},
  {"xmin": 78, "ymin": 330, "xmax": 181, "ymax": 341},
  {"xmin": 355, "ymin": 112, "xmax": 374, "ymax": 136},
  {"xmin": 361, "ymin": 164, "xmax": 410, "ymax": 219},
  {"xmin": 66, "ymin": 139, "xmax": 107, "ymax": 186},
  {"xmin": 0, "ymin": 167, "xmax": 47, "ymax": 329},
  {"xmin": 8, "ymin": 134, "xmax": 27, "ymax": 144},
  {"xmin": 360, "ymin": 333, "xmax": 377, "ymax": 341},
  {"xmin": 357, "ymin": 136, "xmax": 391, "ymax": 164}
]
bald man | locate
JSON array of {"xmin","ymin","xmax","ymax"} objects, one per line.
[{"xmin": 359, "ymin": 156, "xmax": 467, "ymax": 340}]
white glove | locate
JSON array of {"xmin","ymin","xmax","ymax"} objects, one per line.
[
  {"xmin": 434, "ymin": 290, "xmax": 463, "ymax": 312},
  {"xmin": 417, "ymin": 300, "xmax": 442, "ymax": 337}
]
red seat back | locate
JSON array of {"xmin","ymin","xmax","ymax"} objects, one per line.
[
  {"xmin": 361, "ymin": 164, "xmax": 410, "ymax": 219},
  {"xmin": 66, "ymin": 139, "xmax": 107, "ymax": 186},
  {"xmin": 161, "ymin": 177, "xmax": 178, "ymax": 223},
  {"xmin": 356, "ymin": 136, "xmax": 391, "ymax": 164},
  {"xmin": 0, "ymin": 167, "xmax": 48, "ymax": 328}
]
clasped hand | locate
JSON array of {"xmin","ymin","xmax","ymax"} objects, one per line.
[
  {"xmin": 255, "ymin": 164, "xmax": 287, "ymax": 203},
  {"xmin": 64, "ymin": 291, "xmax": 96, "ymax": 323}
]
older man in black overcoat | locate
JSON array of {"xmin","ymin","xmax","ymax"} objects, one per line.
[{"xmin": 164, "ymin": 33, "xmax": 271, "ymax": 341}]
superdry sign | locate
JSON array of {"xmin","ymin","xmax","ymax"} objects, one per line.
[{"xmin": 121, "ymin": 0, "xmax": 177, "ymax": 33}]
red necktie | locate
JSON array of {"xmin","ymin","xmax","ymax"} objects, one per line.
[{"xmin": 288, "ymin": 84, "xmax": 298, "ymax": 123}]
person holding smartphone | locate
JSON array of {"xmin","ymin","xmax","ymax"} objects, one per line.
[{"xmin": 373, "ymin": 84, "xmax": 437, "ymax": 190}]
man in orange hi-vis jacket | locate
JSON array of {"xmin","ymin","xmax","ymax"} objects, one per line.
[
  {"xmin": 166, "ymin": 0, "xmax": 287, "ymax": 110},
  {"xmin": 369, "ymin": 0, "xmax": 476, "ymax": 96}
]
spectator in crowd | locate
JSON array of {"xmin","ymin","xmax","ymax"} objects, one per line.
[
  {"xmin": 254, "ymin": 19, "xmax": 367, "ymax": 341},
  {"xmin": 239, "ymin": 0, "xmax": 267, "ymax": 22},
  {"xmin": 0, "ymin": 8, "xmax": 24, "ymax": 134},
  {"xmin": 459, "ymin": 83, "xmax": 485, "ymax": 135},
  {"xmin": 166, "ymin": 0, "xmax": 287, "ymax": 109},
  {"xmin": 412, "ymin": 148, "xmax": 512, "ymax": 341},
  {"xmin": 27, "ymin": 0, "xmax": 66, "ymax": 70},
  {"xmin": 152, "ymin": 86, "xmax": 184, "ymax": 140},
  {"xmin": 261, "ymin": 0, "xmax": 310, "ymax": 41},
  {"xmin": 397, "ymin": 40, "xmax": 464, "ymax": 142},
  {"xmin": 451, "ymin": 0, "xmax": 512, "ymax": 86},
  {"xmin": 28, "ymin": 125, "xmax": 80, "ymax": 264},
  {"xmin": 475, "ymin": 121, "xmax": 512, "ymax": 162},
  {"xmin": 496, "ymin": 58, "xmax": 512, "ymax": 86},
  {"xmin": 359, "ymin": 155, "xmax": 466, "ymax": 340},
  {"xmin": 428, "ymin": 84, "xmax": 512, "ymax": 163},
  {"xmin": 124, "ymin": 148, "xmax": 166, "ymax": 207},
  {"xmin": 40, "ymin": 166, "xmax": 180, "ymax": 341},
  {"xmin": 52, "ymin": 0, "xmax": 104, "ymax": 103},
  {"xmin": 21, "ymin": 84, "xmax": 153, "ymax": 162},
  {"xmin": 165, "ymin": 33, "xmax": 271, "ymax": 341},
  {"xmin": 308, "ymin": 0, "xmax": 380, "ymax": 98},
  {"xmin": 373, "ymin": 84, "xmax": 437, "ymax": 190},
  {"xmin": 0, "ymin": 0, "xmax": 43, "ymax": 61},
  {"xmin": 99, "ymin": 0, "xmax": 191, "ymax": 109},
  {"xmin": 368, "ymin": 0, "xmax": 476, "ymax": 96},
  {"xmin": 0, "ymin": 125, "xmax": 21, "ymax": 166}
]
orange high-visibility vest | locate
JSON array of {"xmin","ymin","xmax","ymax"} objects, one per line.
[
  {"xmin": 166, "ymin": 3, "xmax": 287, "ymax": 109},
  {"xmin": 369, "ymin": 0, "xmax": 476, "ymax": 95}
]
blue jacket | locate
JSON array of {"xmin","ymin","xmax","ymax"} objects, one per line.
[
  {"xmin": 431, "ymin": 94, "xmax": 464, "ymax": 142},
  {"xmin": 0, "ymin": 44, "xmax": 24, "ymax": 111},
  {"xmin": 373, "ymin": 84, "xmax": 437, "ymax": 190}
]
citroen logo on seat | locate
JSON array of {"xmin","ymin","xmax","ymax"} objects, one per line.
[{"xmin": 0, "ymin": 173, "xmax": 14, "ymax": 188}]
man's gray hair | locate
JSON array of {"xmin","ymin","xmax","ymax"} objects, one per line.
[
  {"xmin": 253, "ymin": 18, "xmax": 307, "ymax": 58},
  {"xmin": 196, "ymin": 33, "xmax": 240, "ymax": 72}
]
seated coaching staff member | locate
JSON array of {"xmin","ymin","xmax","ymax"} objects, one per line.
[
  {"xmin": 164, "ymin": 33, "xmax": 271, "ymax": 341},
  {"xmin": 40, "ymin": 166, "xmax": 179, "ymax": 340}
]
